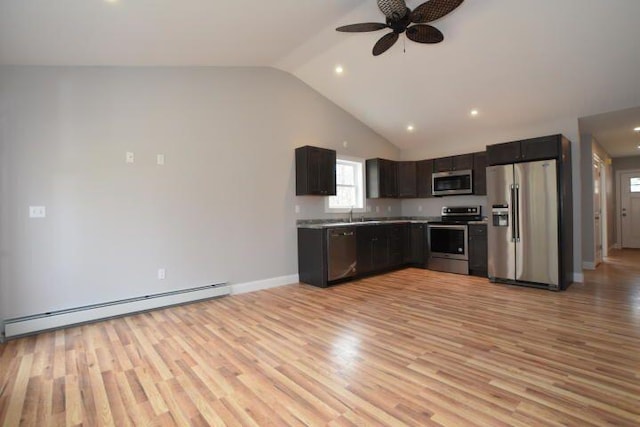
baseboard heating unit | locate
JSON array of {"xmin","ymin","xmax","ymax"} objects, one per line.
[{"xmin": 3, "ymin": 282, "xmax": 230, "ymax": 339}]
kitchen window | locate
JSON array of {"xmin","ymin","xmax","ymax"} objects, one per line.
[{"xmin": 326, "ymin": 157, "xmax": 365, "ymax": 212}]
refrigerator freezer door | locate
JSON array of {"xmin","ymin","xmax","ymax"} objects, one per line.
[
  {"xmin": 487, "ymin": 164, "xmax": 515, "ymax": 280},
  {"xmin": 515, "ymin": 160, "xmax": 559, "ymax": 287}
]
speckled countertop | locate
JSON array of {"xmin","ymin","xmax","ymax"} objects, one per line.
[{"xmin": 297, "ymin": 216, "xmax": 488, "ymax": 229}]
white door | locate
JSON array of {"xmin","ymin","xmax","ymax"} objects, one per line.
[
  {"xmin": 593, "ymin": 160, "xmax": 603, "ymax": 265},
  {"xmin": 621, "ymin": 171, "xmax": 640, "ymax": 248}
]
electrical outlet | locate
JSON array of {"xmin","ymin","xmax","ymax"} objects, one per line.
[
  {"xmin": 157, "ymin": 268, "xmax": 166, "ymax": 280},
  {"xmin": 418, "ymin": 205, "xmax": 423, "ymax": 212},
  {"xmin": 126, "ymin": 152, "xmax": 135, "ymax": 164},
  {"xmin": 295, "ymin": 205, "xmax": 300, "ymax": 214},
  {"xmin": 29, "ymin": 206, "xmax": 46, "ymax": 218},
  {"xmin": 157, "ymin": 154, "xmax": 165, "ymax": 165},
  {"xmin": 387, "ymin": 206, "xmax": 392, "ymax": 212},
  {"xmin": 343, "ymin": 141, "xmax": 348, "ymax": 148},
  {"xmin": 375, "ymin": 206, "xmax": 380, "ymax": 213}
]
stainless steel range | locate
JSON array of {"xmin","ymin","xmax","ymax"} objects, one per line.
[{"xmin": 427, "ymin": 206, "xmax": 482, "ymax": 275}]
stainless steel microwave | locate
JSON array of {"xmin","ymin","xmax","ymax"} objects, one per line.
[{"xmin": 432, "ymin": 169, "xmax": 473, "ymax": 196}]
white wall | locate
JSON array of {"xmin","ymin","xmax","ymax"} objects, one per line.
[
  {"xmin": 0, "ymin": 66, "xmax": 399, "ymax": 324},
  {"xmin": 400, "ymin": 117, "xmax": 582, "ymax": 280},
  {"xmin": 580, "ymin": 135, "xmax": 615, "ymax": 266}
]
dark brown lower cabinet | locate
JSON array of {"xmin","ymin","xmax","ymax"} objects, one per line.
[
  {"xmin": 468, "ymin": 224, "xmax": 488, "ymax": 277},
  {"xmin": 298, "ymin": 222, "xmax": 484, "ymax": 287},
  {"xmin": 404, "ymin": 223, "xmax": 427, "ymax": 266},
  {"xmin": 356, "ymin": 224, "xmax": 407, "ymax": 276}
]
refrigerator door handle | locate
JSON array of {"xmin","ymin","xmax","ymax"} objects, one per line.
[
  {"xmin": 510, "ymin": 184, "xmax": 517, "ymax": 242},
  {"xmin": 515, "ymin": 184, "xmax": 520, "ymax": 242}
]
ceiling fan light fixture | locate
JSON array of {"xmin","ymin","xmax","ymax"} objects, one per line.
[
  {"xmin": 634, "ymin": 126, "xmax": 640, "ymax": 132},
  {"xmin": 335, "ymin": 65, "xmax": 344, "ymax": 75},
  {"xmin": 470, "ymin": 109, "xmax": 479, "ymax": 117},
  {"xmin": 407, "ymin": 124, "xmax": 415, "ymax": 132},
  {"xmin": 336, "ymin": 0, "xmax": 464, "ymax": 56}
]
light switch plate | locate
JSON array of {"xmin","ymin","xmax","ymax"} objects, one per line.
[
  {"xmin": 29, "ymin": 206, "xmax": 46, "ymax": 218},
  {"xmin": 157, "ymin": 154, "xmax": 165, "ymax": 165},
  {"xmin": 126, "ymin": 152, "xmax": 134, "ymax": 163}
]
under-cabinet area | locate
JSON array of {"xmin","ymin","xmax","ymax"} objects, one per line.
[{"xmin": 297, "ymin": 220, "xmax": 487, "ymax": 287}]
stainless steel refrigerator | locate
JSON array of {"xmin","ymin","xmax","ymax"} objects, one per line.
[{"xmin": 487, "ymin": 159, "xmax": 564, "ymax": 290}]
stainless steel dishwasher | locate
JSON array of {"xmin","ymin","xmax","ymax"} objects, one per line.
[{"xmin": 327, "ymin": 227, "xmax": 357, "ymax": 281}]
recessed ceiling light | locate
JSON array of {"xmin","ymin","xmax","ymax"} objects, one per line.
[
  {"xmin": 407, "ymin": 125, "xmax": 415, "ymax": 132},
  {"xmin": 634, "ymin": 126, "xmax": 640, "ymax": 132},
  {"xmin": 334, "ymin": 65, "xmax": 344, "ymax": 75},
  {"xmin": 104, "ymin": 0, "xmax": 119, "ymax": 3},
  {"xmin": 470, "ymin": 109, "xmax": 479, "ymax": 117}
]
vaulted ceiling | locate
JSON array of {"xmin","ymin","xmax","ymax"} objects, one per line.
[{"xmin": 2, "ymin": 0, "xmax": 640, "ymax": 156}]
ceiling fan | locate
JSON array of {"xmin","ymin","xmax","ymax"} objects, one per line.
[{"xmin": 336, "ymin": 0, "xmax": 464, "ymax": 56}]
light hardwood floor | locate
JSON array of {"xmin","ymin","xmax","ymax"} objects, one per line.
[{"xmin": 1, "ymin": 250, "xmax": 640, "ymax": 426}]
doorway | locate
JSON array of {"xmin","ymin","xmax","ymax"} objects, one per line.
[
  {"xmin": 593, "ymin": 155, "xmax": 604, "ymax": 265},
  {"xmin": 619, "ymin": 170, "xmax": 640, "ymax": 248}
]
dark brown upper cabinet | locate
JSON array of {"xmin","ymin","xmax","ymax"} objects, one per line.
[
  {"xmin": 434, "ymin": 153, "xmax": 473, "ymax": 172},
  {"xmin": 366, "ymin": 158, "xmax": 397, "ymax": 198},
  {"xmin": 416, "ymin": 159, "xmax": 434, "ymax": 198},
  {"xmin": 486, "ymin": 135, "xmax": 561, "ymax": 166},
  {"xmin": 295, "ymin": 146, "xmax": 336, "ymax": 196},
  {"xmin": 397, "ymin": 161, "xmax": 417, "ymax": 198},
  {"xmin": 472, "ymin": 151, "xmax": 487, "ymax": 195}
]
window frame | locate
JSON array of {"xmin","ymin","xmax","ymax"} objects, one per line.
[{"xmin": 325, "ymin": 156, "xmax": 367, "ymax": 213}]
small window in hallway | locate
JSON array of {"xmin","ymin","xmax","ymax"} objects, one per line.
[{"xmin": 631, "ymin": 177, "xmax": 640, "ymax": 193}]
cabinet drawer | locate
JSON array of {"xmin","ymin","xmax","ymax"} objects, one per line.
[{"xmin": 468, "ymin": 224, "xmax": 487, "ymax": 237}]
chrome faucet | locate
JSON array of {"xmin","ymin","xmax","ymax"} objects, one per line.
[{"xmin": 348, "ymin": 208, "xmax": 353, "ymax": 223}]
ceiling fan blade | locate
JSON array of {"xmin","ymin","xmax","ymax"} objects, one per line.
[
  {"xmin": 411, "ymin": 0, "xmax": 464, "ymax": 23},
  {"xmin": 377, "ymin": 0, "xmax": 409, "ymax": 21},
  {"xmin": 372, "ymin": 32, "xmax": 399, "ymax": 56},
  {"xmin": 336, "ymin": 22, "xmax": 388, "ymax": 33},
  {"xmin": 406, "ymin": 25, "xmax": 444, "ymax": 44}
]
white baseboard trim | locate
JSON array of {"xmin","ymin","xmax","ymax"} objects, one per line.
[
  {"xmin": 4, "ymin": 283, "xmax": 229, "ymax": 339},
  {"xmin": 582, "ymin": 261, "xmax": 596, "ymax": 270},
  {"xmin": 231, "ymin": 274, "xmax": 299, "ymax": 295},
  {"xmin": 573, "ymin": 272, "xmax": 584, "ymax": 283}
]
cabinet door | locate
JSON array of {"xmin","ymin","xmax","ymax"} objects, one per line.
[
  {"xmin": 295, "ymin": 146, "xmax": 336, "ymax": 195},
  {"xmin": 371, "ymin": 228, "xmax": 389, "ymax": 270},
  {"xmin": 397, "ymin": 161, "xmax": 417, "ymax": 198},
  {"xmin": 468, "ymin": 225, "xmax": 488, "ymax": 277},
  {"xmin": 473, "ymin": 152, "xmax": 487, "ymax": 195},
  {"xmin": 319, "ymin": 149, "xmax": 337, "ymax": 195},
  {"xmin": 356, "ymin": 226, "xmax": 376, "ymax": 275},
  {"xmin": 521, "ymin": 135, "xmax": 559, "ymax": 162},
  {"xmin": 366, "ymin": 158, "xmax": 397, "ymax": 199},
  {"xmin": 405, "ymin": 224, "xmax": 426, "ymax": 265},
  {"xmin": 380, "ymin": 159, "xmax": 398, "ymax": 198},
  {"xmin": 387, "ymin": 225, "xmax": 406, "ymax": 268},
  {"xmin": 452, "ymin": 154, "xmax": 473, "ymax": 171},
  {"xmin": 486, "ymin": 141, "xmax": 520, "ymax": 166},
  {"xmin": 416, "ymin": 159, "xmax": 434, "ymax": 198},
  {"xmin": 434, "ymin": 157, "xmax": 453, "ymax": 172}
]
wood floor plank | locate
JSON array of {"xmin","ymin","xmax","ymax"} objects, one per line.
[{"xmin": 1, "ymin": 249, "xmax": 640, "ymax": 426}]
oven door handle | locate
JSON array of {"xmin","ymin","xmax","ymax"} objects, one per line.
[{"xmin": 427, "ymin": 224, "xmax": 468, "ymax": 231}]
